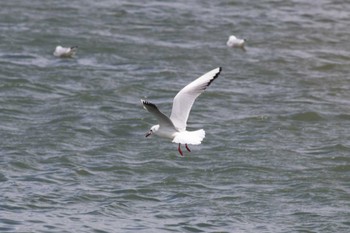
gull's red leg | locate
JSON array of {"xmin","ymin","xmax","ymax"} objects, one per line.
[
  {"xmin": 178, "ymin": 144, "xmax": 184, "ymax": 156},
  {"xmin": 185, "ymin": 144, "xmax": 191, "ymax": 152}
]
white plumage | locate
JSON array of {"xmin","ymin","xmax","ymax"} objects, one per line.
[
  {"xmin": 172, "ymin": 129, "xmax": 205, "ymax": 145},
  {"xmin": 141, "ymin": 67, "xmax": 221, "ymax": 156},
  {"xmin": 226, "ymin": 35, "xmax": 246, "ymax": 49},
  {"xmin": 53, "ymin": 45, "xmax": 77, "ymax": 58}
]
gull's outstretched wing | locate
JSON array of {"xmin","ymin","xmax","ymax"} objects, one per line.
[
  {"xmin": 141, "ymin": 99, "xmax": 176, "ymax": 129},
  {"xmin": 169, "ymin": 67, "xmax": 222, "ymax": 131}
]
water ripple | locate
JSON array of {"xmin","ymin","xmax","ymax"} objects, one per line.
[{"xmin": 1, "ymin": 0, "xmax": 350, "ymax": 232}]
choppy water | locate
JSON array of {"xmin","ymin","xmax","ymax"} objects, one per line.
[{"xmin": 1, "ymin": 0, "xmax": 350, "ymax": 232}]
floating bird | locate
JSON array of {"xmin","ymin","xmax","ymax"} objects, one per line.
[
  {"xmin": 141, "ymin": 67, "xmax": 222, "ymax": 156},
  {"xmin": 53, "ymin": 45, "xmax": 78, "ymax": 58},
  {"xmin": 226, "ymin": 35, "xmax": 246, "ymax": 50}
]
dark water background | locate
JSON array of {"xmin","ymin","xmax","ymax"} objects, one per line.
[{"xmin": 1, "ymin": 0, "xmax": 350, "ymax": 232}]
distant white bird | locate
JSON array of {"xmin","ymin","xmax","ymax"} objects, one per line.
[
  {"xmin": 226, "ymin": 35, "xmax": 246, "ymax": 50},
  {"xmin": 53, "ymin": 45, "xmax": 77, "ymax": 58},
  {"xmin": 141, "ymin": 67, "xmax": 222, "ymax": 156}
]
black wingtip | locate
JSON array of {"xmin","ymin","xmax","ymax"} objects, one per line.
[
  {"xmin": 141, "ymin": 99, "xmax": 157, "ymax": 108},
  {"xmin": 206, "ymin": 67, "xmax": 222, "ymax": 89}
]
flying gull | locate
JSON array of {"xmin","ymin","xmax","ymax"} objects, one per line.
[{"xmin": 141, "ymin": 67, "xmax": 222, "ymax": 156}]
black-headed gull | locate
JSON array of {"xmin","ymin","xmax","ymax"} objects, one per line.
[
  {"xmin": 53, "ymin": 45, "xmax": 78, "ymax": 58},
  {"xmin": 226, "ymin": 35, "xmax": 246, "ymax": 50},
  {"xmin": 141, "ymin": 67, "xmax": 222, "ymax": 156}
]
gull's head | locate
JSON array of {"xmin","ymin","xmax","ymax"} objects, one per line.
[
  {"xmin": 70, "ymin": 46, "xmax": 78, "ymax": 53},
  {"xmin": 145, "ymin": 125, "xmax": 159, "ymax": 137}
]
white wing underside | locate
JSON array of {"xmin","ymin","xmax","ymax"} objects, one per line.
[{"xmin": 169, "ymin": 67, "xmax": 221, "ymax": 131}]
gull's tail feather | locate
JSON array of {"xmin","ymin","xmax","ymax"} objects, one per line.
[{"xmin": 172, "ymin": 129, "xmax": 205, "ymax": 145}]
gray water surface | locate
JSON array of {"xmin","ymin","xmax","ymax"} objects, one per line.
[{"xmin": 1, "ymin": 0, "xmax": 350, "ymax": 232}]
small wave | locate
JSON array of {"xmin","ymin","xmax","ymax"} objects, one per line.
[
  {"xmin": 299, "ymin": 143, "xmax": 350, "ymax": 155},
  {"xmin": 290, "ymin": 111, "xmax": 324, "ymax": 121},
  {"xmin": 0, "ymin": 54, "xmax": 36, "ymax": 59},
  {"xmin": 0, "ymin": 53, "xmax": 52, "ymax": 67},
  {"xmin": 0, "ymin": 172, "xmax": 8, "ymax": 182},
  {"xmin": 336, "ymin": 114, "xmax": 350, "ymax": 120}
]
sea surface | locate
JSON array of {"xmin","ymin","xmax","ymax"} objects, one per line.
[{"xmin": 1, "ymin": 0, "xmax": 350, "ymax": 232}]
